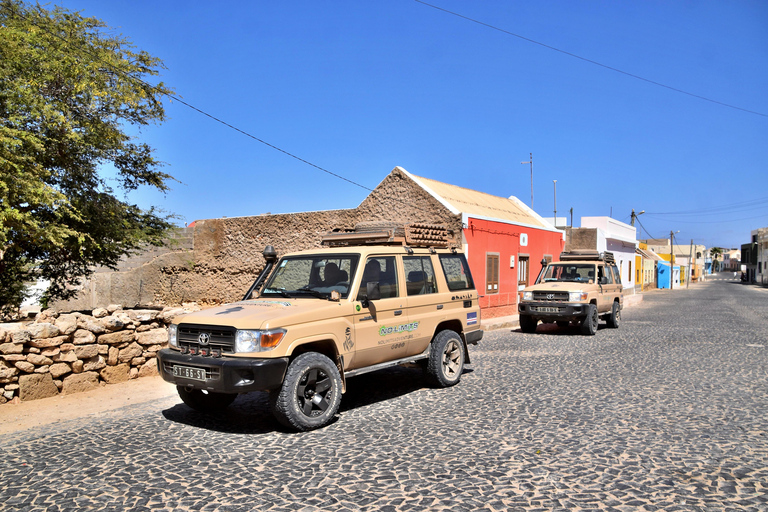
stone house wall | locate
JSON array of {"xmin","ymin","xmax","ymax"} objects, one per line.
[
  {"xmin": 52, "ymin": 167, "xmax": 460, "ymax": 310},
  {"xmin": 0, "ymin": 304, "xmax": 199, "ymax": 404}
]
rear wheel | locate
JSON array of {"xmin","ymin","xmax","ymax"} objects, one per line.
[
  {"xmin": 426, "ymin": 330, "xmax": 465, "ymax": 387},
  {"xmin": 270, "ymin": 352, "xmax": 342, "ymax": 431},
  {"xmin": 177, "ymin": 386, "xmax": 237, "ymax": 413},
  {"xmin": 520, "ymin": 315, "xmax": 538, "ymax": 333},
  {"xmin": 580, "ymin": 304, "xmax": 598, "ymax": 335},
  {"xmin": 607, "ymin": 301, "xmax": 621, "ymax": 328}
]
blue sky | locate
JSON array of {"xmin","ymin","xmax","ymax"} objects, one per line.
[{"xmin": 57, "ymin": 0, "xmax": 768, "ymax": 249}]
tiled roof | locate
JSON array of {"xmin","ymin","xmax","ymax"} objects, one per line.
[{"xmin": 398, "ymin": 167, "xmax": 554, "ymax": 231}]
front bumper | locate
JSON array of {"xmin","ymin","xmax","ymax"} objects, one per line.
[
  {"xmin": 157, "ymin": 348, "xmax": 289, "ymax": 393},
  {"xmin": 518, "ymin": 302, "xmax": 589, "ymax": 319}
]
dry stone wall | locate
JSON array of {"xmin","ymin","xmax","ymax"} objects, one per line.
[{"xmin": 0, "ymin": 304, "xmax": 200, "ymax": 404}]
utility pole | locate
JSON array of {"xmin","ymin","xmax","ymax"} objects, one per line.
[
  {"xmin": 670, "ymin": 230, "xmax": 675, "ymax": 290},
  {"xmin": 687, "ymin": 239, "xmax": 694, "ymax": 288},
  {"xmin": 521, "ymin": 153, "xmax": 533, "ymax": 207},
  {"xmin": 553, "ymin": 180, "xmax": 557, "ymax": 226}
]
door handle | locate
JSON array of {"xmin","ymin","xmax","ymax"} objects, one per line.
[
  {"xmin": 394, "ymin": 310, "xmax": 402, "ymax": 316},
  {"xmin": 436, "ymin": 304, "xmax": 444, "ymax": 310}
]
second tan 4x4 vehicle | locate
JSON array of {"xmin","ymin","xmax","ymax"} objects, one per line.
[
  {"xmin": 517, "ymin": 250, "xmax": 623, "ymax": 335},
  {"xmin": 157, "ymin": 224, "xmax": 483, "ymax": 431}
]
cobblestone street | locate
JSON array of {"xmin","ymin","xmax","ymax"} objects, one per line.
[{"xmin": 1, "ymin": 279, "xmax": 767, "ymax": 511}]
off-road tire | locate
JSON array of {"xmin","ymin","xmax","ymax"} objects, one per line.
[
  {"xmin": 270, "ymin": 352, "xmax": 342, "ymax": 431},
  {"xmin": 426, "ymin": 330, "xmax": 465, "ymax": 387},
  {"xmin": 520, "ymin": 315, "xmax": 538, "ymax": 333},
  {"xmin": 607, "ymin": 301, "xmax": 621, "ymax": 328},
  {"xmin": 580, "ymin": 304, "xmax": 598, "ymax": 335},
  {"xmin": 177, "ymin": 386, "xmax": 237, "ymax": 413}
]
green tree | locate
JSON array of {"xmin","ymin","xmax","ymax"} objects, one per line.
[
  {"xmin": 0, "ymin": 0, "xmax": 176, "ymax": 311},
  {"xmin": 710, "ymin": 247, "xmax": 723, "ymax": 272}
]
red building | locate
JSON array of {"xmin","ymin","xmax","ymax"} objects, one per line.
[{"xmin": 402, "ymin": 170, "xmax": 565, "ymax": 319}]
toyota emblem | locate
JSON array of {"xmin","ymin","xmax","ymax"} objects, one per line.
[
  {"xmin": 546, "ymin": 294, "xmax": 555, "ymax": 300},
  {"xmin": 198, "ymin": 333, "xmax": 210, "ymax": 346}
]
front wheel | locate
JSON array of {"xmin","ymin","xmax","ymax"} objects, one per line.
[
  {"xmin": 270, "ymin": 352, "xmax": 342, "ymax": 431},
  {"xmin": 426, "ymin": 330, "xmax": 465, "ymax": 387},
  {"xmin": 177, "ymin": 386, "xmax": 237, "ymax": 413},
  {"xmin": 580, "ymin": 304, "xmax": 598, "ymax": 335},
  {"xmin": 520, "ymin": 314, "xmax": 538, "ymax": 333}
]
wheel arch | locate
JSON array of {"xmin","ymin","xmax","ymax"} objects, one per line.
[
  {"xmin": 287, "ymin": 339, "xmax": 346, "ymax": 393},
  {"xmin": 433, "ymin": 320, "xmax": 471, "ymax": 364}
]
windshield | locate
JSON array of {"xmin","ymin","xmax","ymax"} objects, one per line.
[
  {"xmin": 537, "ymin": 263, "xmax": 596, "ymax": 284},
  {"xmin": 261, "ymin": 255, "xmax": 359, "ymax": 299}
]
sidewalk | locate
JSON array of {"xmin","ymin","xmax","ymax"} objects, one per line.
[{"xmin": 482, "ymin": 292, "xmax": 644, "ymax": 332}]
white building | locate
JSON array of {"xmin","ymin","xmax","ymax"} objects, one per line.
[{"xmin": 570, "ymin": 217, "xmax": 638, "ymax": 292}]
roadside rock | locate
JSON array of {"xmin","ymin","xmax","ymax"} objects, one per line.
[{"xmin": 19, "ymin": 373, "xmax": 59, "ymax": 401}]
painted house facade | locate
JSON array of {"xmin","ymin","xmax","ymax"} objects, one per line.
[{"xmin": 401, "ymin": 172, "xmax": 565, "ymax": 319}]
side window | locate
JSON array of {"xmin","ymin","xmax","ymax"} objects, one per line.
[
  {"xmin": 403, "ymin": 256, "xmax": 437, "ymax": 296},
  {"xmin": 357, "ymin": 256, "xmax": 399, "ymax": 300},
  {"xmin": 486, "ymin": 253, "xmax": 499, "ymax": 295},
  {"xmin": 612, "ymin": 264, "xmax": 622, "ymax": 284},
  {"xmin": 598, "ymin": 264, "xmax": 614, "ymax": 284},
  {"xmin": 439, "ymin": 253, "xmax": 475, "ymax": 291}
]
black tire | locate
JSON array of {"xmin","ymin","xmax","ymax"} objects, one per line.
[
  {"xmin": 426, "ymin": 330, "xmax": 465, "ymax": 387},
  {"xmin": 556, "ymin": 321, "xmax": 570, "ymax": 328},
  {"xmin": 177, "ymin": 386, "xmax": 237, "ymax": 413},
  {"xmin": 520, "ymin": 315, "xmax": 538, "ymax": 333},
  {"xmin": 580, "ymin": 304, "xmax": 598, "ymax": 335},
  {"xmin": 607, "ymin": 301, "xmax": 621, "ymax": 328},
  {"xmin": 270, "ymin": 352, "xmax": 342, "ymax": 431}
]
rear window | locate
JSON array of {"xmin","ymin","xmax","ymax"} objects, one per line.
[{"xmin": 439, "ymin": 253, "xmax": 475, "ymax": 291}]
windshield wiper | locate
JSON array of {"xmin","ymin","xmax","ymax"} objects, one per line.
[{"xmin": 296, "ymin": 286, "xmax": 329, "ymax": 299}]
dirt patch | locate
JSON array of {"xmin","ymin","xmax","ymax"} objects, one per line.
[{"xmin": 0, "ymin": 375, "xmax": 176, "ymax": 435}]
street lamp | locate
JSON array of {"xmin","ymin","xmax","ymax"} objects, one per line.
[
  {"xmin": 520, "ymin": 153, "xmax": 533, "ymax": 207},
  {"xmin": 630, "ymin": 209, "xmax": 644, "ymax": 227}
]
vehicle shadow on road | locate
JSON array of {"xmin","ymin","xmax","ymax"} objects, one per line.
[
  {"xmin": 160, "ymin": 365, "xmax": 469, "ymax": 434},
  {"xmin": 516, "ymin": 322, "xmax": 606, "ymax": 335}
]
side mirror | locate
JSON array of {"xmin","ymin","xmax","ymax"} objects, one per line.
[{"xmin": 366, "ymin": 281, "xmax": 381, "ymax": 301}]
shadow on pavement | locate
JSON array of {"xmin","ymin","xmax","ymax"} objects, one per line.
[{"xmin": 161, "ymin": 365, "xmax": 471, "ymax": 434}]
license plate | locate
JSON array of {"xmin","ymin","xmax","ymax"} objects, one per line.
[
  {"xmin": 173, "ymin": 365, "xmax": 206, "ymax": 381},
  {"xmin": 535, "ymin": 306, "xmax": 561, "ymax": 313}
]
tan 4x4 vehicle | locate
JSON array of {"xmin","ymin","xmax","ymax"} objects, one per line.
[
  {"xmin": 157, "ymin": 224, "xmax": 483, "ymax": 431},
  {"xmin": 517, "ymin": 250, "xmax": 623, "ymax": 335}
]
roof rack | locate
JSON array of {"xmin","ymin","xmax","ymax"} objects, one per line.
[
  {"xmin": 559, "ymin": 249, "xmax": 615, "ymax": 263},
  {"xmin": 321, "ymin": 223, "xmax": 456, "ymax": 248}
]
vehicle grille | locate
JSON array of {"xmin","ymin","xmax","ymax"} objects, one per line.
[
  {"xmin": 532, "ymin": 291, "xmax": 569, "ymax": 302},
  {"xmin": 178, "ymin": 324, "xmax": 236, "ymax": 357}
]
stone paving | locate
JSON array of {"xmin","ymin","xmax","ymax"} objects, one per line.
[{"xmin": 1, "ymin": 279, "xmax": 767, "ymax": 511}]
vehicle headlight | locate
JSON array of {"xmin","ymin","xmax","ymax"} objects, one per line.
[
  {"xmin": 168, "ymin": 324, "xmax": 179, "ymax": 348},
  {"xmin": 569, "ymin": 291, "xmax": 588, "ymax": 302},
  {"xmin": 235, "ymin": 329, "xmax": 287, "ymax": 353},
  {"xmin": 523, "ymin": 291, "xmax": 533, "ymax": 301}
]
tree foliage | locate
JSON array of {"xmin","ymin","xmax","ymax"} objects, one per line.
[{"xmin": 0, "ymin": 0, "xmax": 176, "ymax": 311}]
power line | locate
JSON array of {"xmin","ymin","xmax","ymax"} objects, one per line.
[
  {"xmin": 415, "ymin": 0, "xmax": 768, "ymax": 119},
  {"xmin": 643, "ymin": 196, "xmax": 768, "ymax": 216},
  {"xmin": 11, "ymin": 3, "xmax": 546, "ymax": 222}
]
